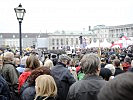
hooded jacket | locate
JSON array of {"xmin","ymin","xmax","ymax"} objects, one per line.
[{"xmin": 1, "ymin": 61, "xmax": 19, "ymax": 93}]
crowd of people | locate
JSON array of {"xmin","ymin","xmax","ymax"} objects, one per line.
[{"xmin": 0, "ymin": 47, "xmax": 133, "ymax": 100}]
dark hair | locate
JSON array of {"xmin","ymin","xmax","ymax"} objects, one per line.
[
  {"xmin": 113, "ymin": 59, "xmax": 120, "ymax": 67},
  {"xmin": 100, "ymin": 68, "xmax": 112, "ymax": 81},
  {"xmin": 27, "ymin": 67, "xmax": 51, "ymax": 86},
  {"xmin": 101, "ymin": 58, "xmax": 105, "ymax": 62},
  {"xmin": 124, "ymin": 57, "xmax": 131, "ymax": 64},
  {"xmin": 98, "ymin": 72, "xmax": 133, "ymax": 100}
]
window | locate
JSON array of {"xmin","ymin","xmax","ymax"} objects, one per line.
[
  {"xmin": 116, "ymin": 34, "xmax": 118, "ymax": 38},
  {"xmin": 57, "ymin": 39, "xmax": 59, "ymax": 45},
  {"xmin": 61, "ymin": 38, "xmax": 63, "ymax": 45},
  {"xmin": 76, "ymin": 38, "xmax": 78, "ymax": 45},
  {"xmin": 52, "ymin": 47, "xmax": 55, "ymax": 50},
  {"xmin": 71, "ymin": 38, "xmax": 73, "ymax": 45},
  {"xmin": 127, "ymin": 33, "xmax": 129, "ymax": 37},
  {"xmin": 52, "ymin": 39, "xmax": 55, "ymax": 45},
  {"xmin": 66, "ymin": 38, "xmax": 68, "ymax": 45},
  {"xmin": 13, "ymin": 35, "xmax": 15, "ymax": 38},
  {"xmin": 0, "ymin": 35, "xmax": 2, "ymax": 38}
]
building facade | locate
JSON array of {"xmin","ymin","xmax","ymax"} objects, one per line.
[
  {"xmin": 48, "ymin": 31, "xmax": 93, "ymax": 50},
  {"xmin": 0, "ymin": 31, "xmax": 93, "ymax": 50},
  {"xmin": 0, "ymin": 24, "xmax": 133, "ymax": 50},
  {"xmin": 92, "ymin": 25, "xmax": 110, "ymax": 42},
  {"xmin": 92, "ymin": 24, "xmax": 133, "ymax": 42},
  {"xmin": 108, "ymin": 24, "xmax": 133, "ymax": 41}
]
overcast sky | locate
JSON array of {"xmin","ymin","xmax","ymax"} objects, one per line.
[{"xmin": 0, "ymin": 0, "xmax": 133, "ymax": 33}]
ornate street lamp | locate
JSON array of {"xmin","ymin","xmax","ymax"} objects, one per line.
[{"xmin": 14, "ymin": 4, "xmax": 26, "ymax": 56}]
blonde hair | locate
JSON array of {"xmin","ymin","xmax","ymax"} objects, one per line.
[
  {"xmin": 44, "ymin": 59, "xmax": 54, "ymax": 69},
  {"xmin": 0, "ymin": 55, "xmax": 3, "ymax": 69},
  {"xmin": 35, "ymin": 75, "xmax": 57, "ymax": 99}
]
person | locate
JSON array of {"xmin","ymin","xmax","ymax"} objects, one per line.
[
  {"xmin": 51, "ymin": 54, "xmax": 76, "ymax": 100},
  {"xmin": 15, "ymin": 57, "xmax": 25, "ymax": 74},
  {"xmin": 128, "ymin": 60, "xmax": 133, "ymax": 72},
  {"xmin": 100, "ymin": 68, "xmax": 112, "ymax": 81},
  {"xmin": 98, "ymin": 72, "xmax": 133, "ymax": 100},
  {"xmin": 18, "ymin": 54, "xmax": 40, "ymax": 93},
  {"xmin": 44, "ymin": 59, "xmax": 54, "ymax": 69},
  {"xmin": 0, "ymin": 74, "xmax": 10, "ymax": 100},
  {"xmin": 34, "ymin": 75, "xmax": 57, "ymax": 100},
  {"xmin": 20, "ymin": 66, "xmax": 51, "ymax": 100},
  {"xmin": 67, "ymin": 59, "xmax": 78, "ymax": 81},
  {"xmin": 105, "ymin": 64, "xmax": 115, "ymax": 79},
  {"xmin": 1, "ymin": 52, "xmax": 20, "ymax": 100},
  {"xmin": 77, "ymin": 67, "xmax": 85, "ymax": 80},
  {"xmin": 66, "ymin": 53, "xmax": 106, "ymax": 100},
  {"xmin": 0, "ymin": 55, "xmax": 3, "ymax": 71},
  {"xmin": 113, "ymin": 59, "xmax": 124, "ymax": 76},
  {"xmin": 51, "ymin": 54, "xmax": 58, "ymax": 66},
  {"xmin": 100, "ymin": 58, "xmax": 106, "ymax": 68},
  {"xmin": 122, "ymin": 56, "xmax": 131, "ymax": 72}
]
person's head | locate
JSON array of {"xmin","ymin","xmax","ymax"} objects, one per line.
[
  {"xmin": 124, "ymin": 56, "xmax": 131, "ymax": 64},
  {"xmin": 80, "ymin": 53, "xmax": 101, "ymax": 75},
  {"xmin": 26, "ymin": 55, "xmax": 40, "ymax": 70},
  {"xmin": 131, "ymin": 60, "xmax": 133, "ymax": 68},
  {"xmin": 14, "ymin": 58, "xmax": 20, "ymax": 66},
  {"xmin": 35, "ymin": 75, "xmax": 57, "ymax": 98},
  {"xmin": 58, "ymin": 54, "xmax": 71, "ymax": 65},
  {"xmin": 0, "ymin": 55, "xmax": 3, "ymax": 66},
  {"xmin": 100, "ymin": 68, "xmax": 112, "ymax": 81},
  {"xmin": 113, "ymin": 59, "xmax": 120, "ymax": 67},
  {"xmin": 101, "ymin": 58, "xmax": 106, "ymax": 63},
  {"xmin": 98, "ymin": 72, "xmax": 133, "ymax": 100},
  {"xmin": 44, "ymin": 59, "xmax": 54, "ymax": 69},
  {"xmin": 28, "ymin": 67, "xmax": 51, "ymax": 86},
  {"xmin": 105, "ymin": 64, "xmax": 115, "ymax": 75},
  {"xmin": 3, "ymin": 52, "xmax": 14, "ymax": 62}
]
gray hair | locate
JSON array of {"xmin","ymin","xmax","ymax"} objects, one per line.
[
  {"xmin": 58, "ymin": 54, "xmax": 71, "ymax": 62},
  {"xmin": 105, "ymin": 64, "xmax": 115, "ymax": 75},
  {"xmin": 80, "ymin": 53, "xmax": 101, "ymax": 74},
  {"xmin": 2, "ymin": 52, "xmax": 14, "ymax": 62}
]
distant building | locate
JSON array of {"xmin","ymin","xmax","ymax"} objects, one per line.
[
  {"xmin": 92, "ymin": 24, "xmax": 133, "ymax": 43},
  {"xmin": 0, "ymin": 31, "xmax": 93, "ymax": 50},
  {"xmin": 0, "ymin": 24, "xmax": 133, "ymax": 50},
  {"xmin": 92, "ymin": 25, "xmax": 110, "ymax": 42},
  {"xmin": 48, "ymin": 31, "xmax": 93, "ymax": 50},
  {"xmin": 108, "ymin": 24, "xmax": 133, "ymax": 42}
]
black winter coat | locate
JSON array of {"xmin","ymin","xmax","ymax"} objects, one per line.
[
  {"xmin": 114, "ymin": 68, "xmax": 124, "ymax": 76},
  {"xmin": 66, "ymin": 75, "xmax": 106, "ymax": 100},
  {"xmin": 51, "ymin": 62, "xmax": 76, "ymax": 100}
]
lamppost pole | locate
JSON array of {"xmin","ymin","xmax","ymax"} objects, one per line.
[
  {"xmin": 19, "ymin": 21, "xmax": 22, "ymax": 56},
  {"xmin": 14, "ymin": 4, "xmax": 26, "ymax": 57}
]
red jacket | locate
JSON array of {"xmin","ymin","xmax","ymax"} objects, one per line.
[{"xmin": 18, "ymin": 71, "xmax": 31, "ymax": 92}]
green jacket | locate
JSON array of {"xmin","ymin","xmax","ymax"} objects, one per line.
[{"xmin": 1, "ymin": 61, "xmax": 19, "ymax": 93}]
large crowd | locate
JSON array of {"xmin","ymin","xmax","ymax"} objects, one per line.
[{"xmin": 0, "ymin": 47, "xmax": 133, "ymax": 100}]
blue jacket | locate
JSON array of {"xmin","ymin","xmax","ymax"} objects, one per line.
[
  {"xmin": 21, "ymin": 85, "xmax": 35, "ymax": 100},
  {"xmin": 0, "ymin": 75, "xmax": 10, "ymax": 100}
]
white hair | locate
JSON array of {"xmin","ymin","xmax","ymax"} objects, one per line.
[{"xmin": 105, "ymin": 64, "xmax": 115, "ymax": 75}]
